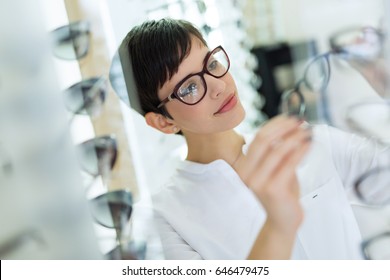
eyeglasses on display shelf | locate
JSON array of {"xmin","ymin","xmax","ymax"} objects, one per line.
[
  {"xmin": 50, "ymin": 20, "xmax": 91, "ymax": 60},
  {"xmin": 50, "ymin": 21, "xmax": 108, "ymax": 120},
  {"xmin": 90, "ymin": 190, "xmax": 133, "ymax": 233},
  {"xmin": 89, "ymin": 190, "xmax": 146, "ymax": 260},
  {"xmin": 281, "ymin": 26, "xmax": 384, "ymax": 122},
  {"xmin": 63, "ymin": 76, "xmax": 108, "ymax": 122},
  {"xmin": 76, "ymin": 135, "xmax": 118, "ymax": 192},
  {"xmin": 50, "ymin": 21, "xmax": 109, "ymax": 124},
  {"xmin": 361, "ymin": 231, "xmax": 390, "ymax": 259}
]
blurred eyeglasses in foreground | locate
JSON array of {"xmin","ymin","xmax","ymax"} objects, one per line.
[{"xmin": 281, "ymin": 27, "xmax": 384, "ymax": 121}]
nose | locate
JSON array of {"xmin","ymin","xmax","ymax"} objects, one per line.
[{"xmin": 204, "ymin": 74, "xmax": 226, "ymax": 100}]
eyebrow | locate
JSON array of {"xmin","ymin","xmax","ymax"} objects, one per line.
[
  {"xmin": 202, "ymin": 50, "xmax": 211, "ymax": 67},
  {"xmin": 179, "ymin": 48, "xmax": 210, "ymax": 80},
  {"xmin": 166, "ymin": 48, "xmax": 211, "ymax": 93}
]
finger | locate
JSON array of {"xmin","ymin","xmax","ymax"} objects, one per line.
[
  {"xmin": 242, "ymin": 116, "xmax": 304, "ymax": 177},
  {"xmin": 247, "ymin": 125, "xmax": 312, "ymax": 189},
  {"xmin": 260, "ymin": 127, "xmax": 311, "ymax": 180},
  {"xmin": 257, "ymin": 115, "xmax": 304, "ymax": 143},
  {"xmin": 270, "ymin": 137, "xmax": 312, "ymax": 194}
]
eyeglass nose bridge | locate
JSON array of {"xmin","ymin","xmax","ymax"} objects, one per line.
[{"xmin": 204, "ymin": 71, "xmax": 230, "ymax": 98}]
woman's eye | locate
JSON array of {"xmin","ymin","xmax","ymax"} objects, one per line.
[
  {"xmin": 207, "ymin": 59, "xmax": 218, "ymax": 71},
  {"xmin": 179, "ymin": 83, "xmax": 198, "ymax": 97}
]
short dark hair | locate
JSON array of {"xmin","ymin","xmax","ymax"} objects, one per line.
[{"xmin": 119, "ymin": 18, "xmax": 208, "ymax": 117}]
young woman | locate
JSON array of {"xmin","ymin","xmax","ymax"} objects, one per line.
[{"xmin": 117, "ymin": 18, "xmax": 388, "ymax": 259}]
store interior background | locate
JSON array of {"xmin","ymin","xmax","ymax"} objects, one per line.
[{"xmin": 1, "ymin": 0, "xmax": 389, "ymax": 259}]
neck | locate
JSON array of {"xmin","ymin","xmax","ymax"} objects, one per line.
[{"xmin": 185, "ymin": 130, "xmax": 245, "ymax": 165}]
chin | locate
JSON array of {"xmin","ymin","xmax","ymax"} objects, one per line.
[{"xmin": 228, "ymin": 106, "xmax": 246, "ymax": 129}]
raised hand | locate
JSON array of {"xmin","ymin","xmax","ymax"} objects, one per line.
[{"xmin": 234, "ymin": 115, "xmax": 312, "ymax": 259}]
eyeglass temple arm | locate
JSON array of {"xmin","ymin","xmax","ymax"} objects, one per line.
[{"xmin": 157, "ymin": 94, "xmax": 176, "ymax": 109}]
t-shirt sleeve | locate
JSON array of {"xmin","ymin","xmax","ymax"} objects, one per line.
[{"xmin": 153, "ymin": 211, "xmax": 203, "ymax": 260}]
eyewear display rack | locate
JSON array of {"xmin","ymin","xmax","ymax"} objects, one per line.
[{"xmin": 0, "ymin": 0, "xmax": 102, "ymax": 259}]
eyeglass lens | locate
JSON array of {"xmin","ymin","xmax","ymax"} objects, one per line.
[
  {"xmin": 280, "ymin": 54, "xmax": 330, "ymax": 118},
  {"xmin": 281, "ymin": 88, "xmax": 306, "ymax": 118},
  {"xmin": 177, "ymin": 47, "xmax": 229, "ymax": 104},
  {"xmin": 303, "ymin": 55, "xmax": 331, "ymax": 92}
]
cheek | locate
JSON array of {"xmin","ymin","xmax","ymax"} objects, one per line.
[
  {"xmin": 171, "ymin": 102, "xmax": 211, "ymax": 122},
  {"xmin": 167, "ymin": 102, "xmax": 214, "ymax": 131},
  {"xmin": 225, "ymin": 72, "xmax": 237, "ymax": 87}
]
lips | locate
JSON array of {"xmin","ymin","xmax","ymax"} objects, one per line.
[{"xmin": 215, "ymin": 94, "xmax": 237, "ymax": 114}]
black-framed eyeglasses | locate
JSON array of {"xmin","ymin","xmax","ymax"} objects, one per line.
[
  {"xmin": 354, "ymin": 166, "xmax": 390, "ymax": 206},
  {"xmin": 361, "ymin": 231, "xmax": 390, "ymax": 259},
  {"xmin": 281, "ymin": 26, "xmax": 384, "ymax": 120},
  {"xmin": 157, "ymin": 45, "xmax": 230, "ymax": 109}
]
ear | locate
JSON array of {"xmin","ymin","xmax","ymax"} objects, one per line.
[{"xmin": 145, "ymin": 112, "xmax": 179, "ymax": 134}]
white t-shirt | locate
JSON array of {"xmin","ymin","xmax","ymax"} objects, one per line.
[{"xmin": 152, "ymin": 125, "xmax": 389, "ymax": 259}]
